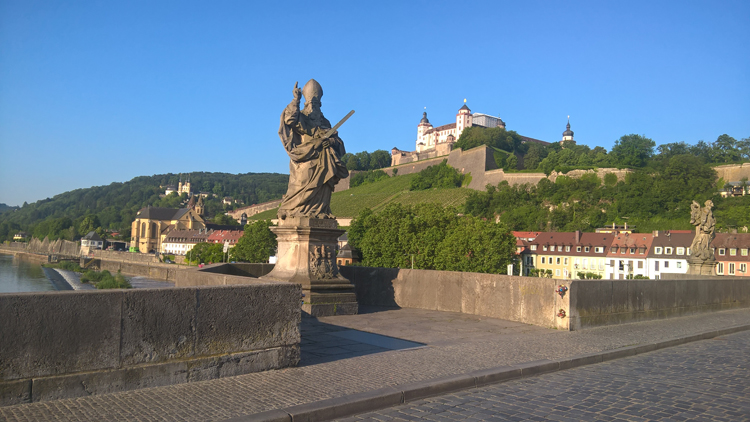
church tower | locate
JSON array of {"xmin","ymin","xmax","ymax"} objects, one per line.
[
  {"xmin": 561, "ymin": 116, "xmax": 575, "ymax": 145},
  {"xmin": 416, "ymin": 110, "xmax": 433, "ymax": 152},
  {"xmin": 456, "ymin": 99, "xmax": 472, "ymax": 140},
  {"xmin": 195, "ymin": 195, "xmax": 205, "ymax": 217}
]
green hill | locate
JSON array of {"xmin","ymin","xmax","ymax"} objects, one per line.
[
  {"xmin": 0, "ymin": 172, "xmax": 288, "ymax": 242},
  {"xmin": 251, "ymin": 173, "xmax": 473, "ymax": 220}
]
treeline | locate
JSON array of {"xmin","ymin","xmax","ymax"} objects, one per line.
[
  {"xmin": 456, "ymin": 127, "xmax": 750, "ymax": 174},
  {"xmin": 340, "ymin": 149, "xmax": 391, "ymax": 171},
  {"xmin": 349, "ymin": 203, "xmax": 516, "ymax": 274},
  {"xmin": 464, "ymin": 154, "xmax": 750, "ymax": 233},
  {"xmin": 0, "ymin": 172, "xmax": 288, "ymax": 242}
]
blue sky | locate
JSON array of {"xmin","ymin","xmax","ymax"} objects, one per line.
[{"xmin": 1, "ymin": 0, "xmax": 748, "ymax": 206}]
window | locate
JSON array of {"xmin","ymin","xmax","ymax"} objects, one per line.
[
  {"xmin": 677, "ymin": 262, "xmax": 682, "ymax": 269},
  {"xmin": 609, "ymin": 259, "xmax": 614, "ymax": 267},
  {"xmin": 564, "ymin": 258, "xmax": 568, "ymax": 265},
  {"xmin": 556, "ymin": 257, "xmax": 561, "ymax": 265},
  {"xmin": 555, "ymin": 269, "xmax": 561, "ymax": 276},
  {"xmin": 665, "ymin": 247, "xmax": 673, "ymax": 255},
  {"xmin": 565, "ymin": 246, "xmax": 570, "ymax": 252},
  {"xmin": 550, "ymin": 245, "xmax": 555, "ymax": 252},
  {"xmin": 620, "ymin": 247, "xmax": 626, "ymax": 254},
  {"xmin": 576, "ymin": 246, "xmax": 581, "ymax": 252},
  {"xmin": 628, "ymin": 260, "xmax": 633, "ymax": 270},
  {"xmin": 543, "ymin": 245, "xmax": 548, "ymax": 251},
  {"xmin": 655, "ymin": 261, "xmax": 660, "ymax": 271},
  {"xmin": 638, "ymin": 261, "xmax": 643, "ymax": 269},
  {"xmin": 687, "ymin": 248, "xmax": 691, "ymax": 255},
  {"xmin": 629, "ymin": 248, "xmax": 635, "ymax": 254},
  {"xmin": 676, "ymin": 247, "xmax": 685, "ymax": 255},
  {"xmin": 583, "ymin": 258, "xmax": 588, "ymax": 269},
  {"xmin": 639, "ymin": 247, "xmax": 645, "ymax": 254},
  {"xmin": 618, "ymin": 260, "xmax": 624, "ymax": 271},
  {"xmin": 730, "ymin": 248, "xmax": 737, "ymax": 256},
  {"xmin": 741, "ymin": 263, "xmax": 747, "ymax": 273},
  {"xmin": 530, "ymin": 245, "xmax": 537, "ymax": 251},
  {"xmin": 717, "ymin": 262, "xmax": 724, "ymax": 274},
  {"xmin": 611, "ymin": 246, "xmax": 618, "ymax": 253},
  {"xmin": 585, "ymin": 246, "xmax": 590, "ymax": 252},
  {"xmin": 655, "ymin": 247, "xmax": 662, "ymax": 254},
  {"xmin": 729, "ymin": 263, "xmax": 735, "ymax": 275},
  {"xmin": 549, "ymin": 256, "xmax": 553, "ymax": 264},
  {"xmin": 718, "ymin": 248, "xmax": 725, "ymax": 256},
  {"xmin": 742, "ymin": 249, "xmax": 748, "ymax": 256},
  {"xmin": 664, "ymin": 261, "xmax": 669, "ymax": 269},
  {"xmin": 595, "ymin": 247, "xmax": 603, "ymax": 253}
]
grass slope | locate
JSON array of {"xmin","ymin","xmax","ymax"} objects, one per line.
[{"xmin": 251, "ymin": 173, "xmax": 473, "ymax": 219}]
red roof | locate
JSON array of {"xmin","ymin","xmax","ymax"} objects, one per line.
[{"xmin": 207, "ymin": 229, "xmax": 244, "ymax": 245}]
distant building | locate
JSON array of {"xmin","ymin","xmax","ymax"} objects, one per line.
[
  {"xmin": 207, "ymin": 229, "xmax": 244, "ymax": 249},
  {"xmin": 605, "ymin": 233, "xmax": 653, "ymax": 279},
  {"xmin": 80, "ymin": 231, "xmax": 104, "ymax": 255},
  {"xmin": 336, "ymin": 244, "xmax": 359, "ymax": 267},
  {"xmin": 521, "ymin": 231, "xmax": 613, "ymax": 279},
  {"xmin": 12, "ymin": 232, "xmax": 28, "ymax": 241},
  {"xmin": 560, "ymin": 117, "xmax": 575, "ymax": 145},
  {"xmin": 130, "ymin": 207, "xmax": 205, "ymax": 253},
  {"xmin": 712, "ymin": 233, "xmax": 750, "ymax": 276},
  {"xmin": 391, "ymin": 101, "xmax": 551, "ymax": 167},
  {"xmin": 647, "ymin": 230, "xmax": 692, "ymax": 279},
  {"xmin": 161, "ymin": 228, "xmax": 212, "ymax": 256}
]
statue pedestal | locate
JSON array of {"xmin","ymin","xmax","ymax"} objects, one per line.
[
  {"xmin": 687, "ymin": 257, "xmax": 717, "ymax": 276},
  {"xmin": 263, "ymin": 217, "xmax": 358, "ymax": 317}
]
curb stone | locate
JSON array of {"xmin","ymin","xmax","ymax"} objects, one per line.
[{"xmin": 223, "ymin": 323, "xmax": 750, "ymax": 422}]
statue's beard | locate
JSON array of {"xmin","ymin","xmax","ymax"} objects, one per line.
[{"xmin": 302, "ymin": 101, "xmax": 322, "ymax": 118}]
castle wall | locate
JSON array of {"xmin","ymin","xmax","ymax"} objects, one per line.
[{"xmin": 713, "ymin": 163, "xmax": 750, "ymax": 182}]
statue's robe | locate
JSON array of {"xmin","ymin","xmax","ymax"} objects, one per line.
[{"xmin": 277, "ymin": 101, "xmax": 348, "ymax": 219}]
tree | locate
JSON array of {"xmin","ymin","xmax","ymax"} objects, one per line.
[
  {"xmin": 410, "ymin": 160, "xmax": 464, "ymax": 190},
  {"xmin": 78, "ymin": 214, "xmax": 100, "ymax": 235},
  {"xmin": 505, "ymin": 154, "xmax": 518, "ymax": 171},
  {"xmin": 212, "ymin": 213, "xmax": 240, "ymax": 226},
  {"xmin": 610, "ymin": 134, "xmax": 655, "ymax": 168},
  {"xmin": 434, "ymin": 218, "xmax": 516, "ymax": 274},
  {"xmin": 710, "ymin": 134, "xmax": 741, "ymax": 163},
  {"xmin": 185, "ymin": 242, "xmax": 224, "ymax": 264},
  {"xmin": 230, "ymin": 220, "xmax": 277, "ymax": 263},
  {"xmin": 369, "ymin": 150, "xmax": 391, "ymax": 169}
]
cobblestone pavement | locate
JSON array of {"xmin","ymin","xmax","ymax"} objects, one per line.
[
  {"xmin": 2, "ymin": 307, "xmax": 750, "ymax": 422},
  {"xmin": 338, "ymin": 330, "xmax": 750, "ymax": 422}
]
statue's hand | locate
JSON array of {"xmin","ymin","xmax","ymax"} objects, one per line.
[
  {"xmin": 321, "ymin": 139, "xmax": 331, "ymax": 149},
  {"xmin": 292, "ymin": 81, "xmax": 302, "ymax": 103}
]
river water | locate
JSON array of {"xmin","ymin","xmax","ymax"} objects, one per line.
[{"xmin": 0, "ymin": 253, "xmax": 62, "ymax": 293}]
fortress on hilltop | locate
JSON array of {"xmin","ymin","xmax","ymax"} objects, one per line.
[{"xmin": 391, "ymin": 101, "xmax": 557, "ymax": 167}]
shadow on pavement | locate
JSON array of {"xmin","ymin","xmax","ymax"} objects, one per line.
[{"xmin": 300, "ymin": 309, "xmax": 424, "ymax": 366}]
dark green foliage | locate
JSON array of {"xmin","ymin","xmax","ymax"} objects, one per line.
[
  {"xmin": 80, "ymin": 269, "xmax": 131, "ymax": 288},
  {"xmin": 185, "ymin": 242, "xmax": 225, "ymax": 265},
  {"xmin": 350, "ymin": 170, "xmax": 390, "ymax": 188},
  {"xmin": 340, "ymin": 150, "xmax": 391, "ymax": 171},
  {"xmin": 212, "ymin": 214, "xmax": 240, "ymax": 226},
  {"xmin": 348, "ymin": 203, "xmax": 516, "ymax": 274},
  {"xmin": 454, "ymin": 126, "xmax": 528, "ymax": 155},
  {"xmin": 463, "ymin": 153, "xmax": 734, "ymax": 233},
  {"xmin": 410, "ymin": 160, "xmax": 464, "ymax": 191},
  {"xmin": 0, "ymin": 172, "xmax": 288, "ymax": 242},
  {"xmin": 0, "ymin": 203, "xmax": 19, "ymax": 214},
  {"xmin": 505, "ymin": 154, "xmax": 518, "ymax": 171},
  {"xmin": 229, "ymin": 220, "xmax": 277, "ymax": 263},
  {"xmin": 44, "ymin": 260, "xmax": 83, "ymax": 272},
  {"xmin": 578, "ymin": 272, "xmax": 603, "ymax": 279},
  {"xmin": 610, "ymin": 134, "xmax": 656, "ymax": 168}
]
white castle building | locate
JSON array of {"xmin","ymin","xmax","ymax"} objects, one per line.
[{"xmin": 392, "ymin": 101, "xmax": 553, "ymax": 167}]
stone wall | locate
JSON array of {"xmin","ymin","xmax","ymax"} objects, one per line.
[
  {"xmin": 339, "ymin": 266, "xmax": 750, "ymax": 332},
  {"xmin": 226, "ymin": 199, "xmax": 283, "ymax": 220},
  {"xmin": 339, "ymin": 267, "xmax": 566, "ymax": 330},
  {"xmin": 99, "ymin": 260, "xmax": 181, "ymax": 281},
  {"xmin": 93, "ymin": 249, "xmax": 159, "ymax": 264},
  {"xmin": 27, "ymin": 237, "xmax": 79, "ymax": 257},
  {"xmin": 174, "ymin": 263, "xmax": 276, "ymax": 287},
  {"xmin": 548, "ymin": 168, "xmax": 632, "ymax": 183},
  {"xmin": 0, "ymin": 283, "xmax": 301, "ymax": 406},
  {"xmin": 713, "ymin": 163, "xmax": 750, "ymax": 182},
  {"xmin": 568, "ymin": 277, "xmax": 750, "ymax": 330}
]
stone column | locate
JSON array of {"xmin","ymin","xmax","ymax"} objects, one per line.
[
  {"xmin": 262, "ymin": 217, "xmax": 358, "ymax": 317},
  {"xmin": 687, "ymin": 257, "xmax": 717, "ymax": 276}
]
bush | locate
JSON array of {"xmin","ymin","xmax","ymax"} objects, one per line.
[
  {"xmin": 410, "ymin": 160, "xmax": 464, "ymax": 191},
  {"xmin": 350, "ymin": 170, "xmax": 390, "ymax": 188},
  {"xmin": 81, "ymin": 269, "xmax": 131, "ymax": 288}
]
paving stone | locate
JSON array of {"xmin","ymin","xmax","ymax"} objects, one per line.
[{"xmin": 2, "ymin": 307, "xmax": 750, "ymax": 421}]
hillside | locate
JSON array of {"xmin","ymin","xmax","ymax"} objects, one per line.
[
  {"xmin": 251, "ymin": 173, "xmax": 474, "ymax": 220},
  {"xmin": 0, "ymin": 172, "xmax": 288, "ymax": 242}
]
